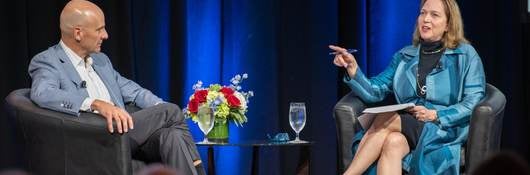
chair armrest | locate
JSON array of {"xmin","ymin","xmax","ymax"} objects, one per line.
[
  {"xmin": 5, "ymin": 89, "xmax": 132, "ymax": 175},
  {"xmin": 466, "ymin": 84, "xmax": 506, "ymax": 173},
  {"xmin": 333, "ymin": 92, "xmax": 366, "ymax": 173}
]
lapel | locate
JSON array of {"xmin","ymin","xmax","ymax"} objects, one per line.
[
  {"xmin": 90, "ymin": 55, "xmax": 111, "ymax": 86},
  {"xmin": 400, "ymin": 46, "xmax": 420, "ymax": 91},
  {"xmin": 436, "ymin": 47, "xmax": 463, "ymax": 73},
  {"xmin": 90, "ymin": 54, "xmax": 121, "ymax": 107},
  {"xmin": 431, "ymin": 54, "xmax": 451, "ymax": 75},
  {"xmin": 54, "ymin": 45, "xmax": 85, "ymax": 88}
]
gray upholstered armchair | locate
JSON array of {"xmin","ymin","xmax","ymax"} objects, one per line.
[
  {"xmin": 5, "ymin": 88, "xmax": 146, "ymax": 175},
  {"xmin": 333, "ymin": 83, "xmax": 506, "ymax": 174}
]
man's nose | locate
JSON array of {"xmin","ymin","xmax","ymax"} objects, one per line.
[{"xmin": 102, "ymin": 30, "xmax": 109, "ymax": 40}]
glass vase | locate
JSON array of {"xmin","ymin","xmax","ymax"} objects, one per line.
[{"xmin": 206, "ymin": 121, "xmax": 229, "ymax": 143}]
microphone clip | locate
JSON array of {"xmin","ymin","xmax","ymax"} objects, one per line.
[{"xmin": 436, "ymin": 62, "xmax": 443, "ymax": 69}]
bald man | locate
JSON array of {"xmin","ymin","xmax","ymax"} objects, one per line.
[{"xmin": 28, "ymin": 1, "xmax": 204, "ymax": 174}]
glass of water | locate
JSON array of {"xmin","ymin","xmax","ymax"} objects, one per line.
[
  {"xmin": 289, "ymin": 102, "xmax": 307, "ymax": 143},
  {"xmin": 197, "ymin": 106, "xmax": 215, "ymax": 144}
]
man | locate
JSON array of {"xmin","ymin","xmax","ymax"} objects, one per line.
[{"xmin": 28, "ymin": 1, "xmax": 204, "ymax": 174}]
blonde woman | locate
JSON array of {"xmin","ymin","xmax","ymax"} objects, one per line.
[{"xmin": 330, "ymin": 0, "xmax": 485, "ymax": 174}]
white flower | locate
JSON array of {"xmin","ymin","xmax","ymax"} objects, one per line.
[
  {"xmin": 234, "ymin": 91, "xmax": 247, "ymax": 110},
  {"xmin": 192, "ymin": 81, "xmax": 203, "ymax": 90}
]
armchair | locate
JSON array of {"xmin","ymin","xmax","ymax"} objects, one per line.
[
  {"xmin": 5, "ymin": 89, "xmax": 144, "ymax": 175},
  {"xmin": 333, "ymin": 83, "xmax": 506, "ymax": 174}
]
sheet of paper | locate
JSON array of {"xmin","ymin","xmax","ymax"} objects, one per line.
[
  {"xmin": 362, "ymin": 103, "xmax": 415, "ymax": 114},
  {"xmin": 357, "ymin": 103, "xmax": 415, "ymax": 130},
  {"xmin": 358, "ymin": 113, "xmax": 376, "ymax": 130}
]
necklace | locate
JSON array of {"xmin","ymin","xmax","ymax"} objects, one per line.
[
  {"xmin": 416, "ymin": 73, "xmax": 427, "ymax": 96},
  {"xmin": 421, "ymin": 47, "xmax": 444, "ymax": 54}
]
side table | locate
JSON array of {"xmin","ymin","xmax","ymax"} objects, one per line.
[{"xmin": 196, "ymin": 140, "xmax": 313, "ymax": 175}]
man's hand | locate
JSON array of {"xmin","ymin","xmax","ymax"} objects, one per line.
[
  {"xmin": 407, "ymin": 105, "xmax": 437, "ymax": 122},
  {"xmin": 329, "ymin": 45, "xmax": 359, "ymax": 78},
  {"xmin": 91, "ymin": 99, "xmax": 134, "ymax": 133}
]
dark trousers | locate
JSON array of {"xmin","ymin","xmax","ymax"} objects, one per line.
[{"xmin": 126, "ymin": 103, "xmax": 205, "ymax": 175}]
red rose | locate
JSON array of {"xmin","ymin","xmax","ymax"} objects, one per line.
[
  {"xmin": 194, "ymin": 90, "xmax": 208, "ymax": 103},
  {"xmin": 188, "ymin": 98, "xmax": 199, "ymax": 113},
  {"xmin": 219, "ymin": 87, "xmax": 234, "ymax": 97},
  {"xmin": 226, "ymin": 94, "xmax": 241, "ymax": 107}
]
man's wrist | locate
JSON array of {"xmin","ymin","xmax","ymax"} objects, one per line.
[
  {"xmin": 90, "ymin": 99, "xmax": 105, "ymax": 111},
  {"xmin": 81, "ymin": 98, "xmax": 96, "ymax": 112}
]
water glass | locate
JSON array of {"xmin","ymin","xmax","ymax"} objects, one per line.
[
  {"xmin": 197, "ymin": 106, "xmax": 215, "ymax": 143},
  {"xmin": 289, "ymin": 102, "xmax": 307, "ymax": 143}
]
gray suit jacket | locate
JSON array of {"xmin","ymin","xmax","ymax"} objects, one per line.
[{"xmin": 28, "ymin": 44, "xmax": 163, "ymax": 116}]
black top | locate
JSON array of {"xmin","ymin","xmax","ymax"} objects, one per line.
[{"xmin": 417, "ymin": 40, "xmax": 444, "ymax": 98}]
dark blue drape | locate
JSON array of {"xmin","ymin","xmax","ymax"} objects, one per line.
[
  {"xmin": 130, "ymin": 0, "xmax": 171, "ymax": 100},
  {"xmin": 182, "ymin": 0, "xmax": 337, "ymax": 174},
  {"xmin": 129, "ymin": 0, "xmax": 417, "ymax": 174},
  {"xmin": 366, "ymin": 1, "xmax": 418, "ymax": 75}
]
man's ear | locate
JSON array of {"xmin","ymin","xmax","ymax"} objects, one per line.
[{"xmin": 74, "ymin": 27, "xmax": 82, "ymax": 42}]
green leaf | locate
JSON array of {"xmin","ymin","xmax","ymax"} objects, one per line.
[{"xmin": 209, "ymin": 84, "xmax": 222, "ymax": 91}]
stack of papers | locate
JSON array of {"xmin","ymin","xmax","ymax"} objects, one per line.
[{"xmin": 358, "ymin": 103, "xmax": 415, "ymax": 129}]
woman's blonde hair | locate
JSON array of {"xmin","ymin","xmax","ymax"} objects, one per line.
[{"xmin": 412, "ymin": 0, "xmax": 468, "ymax": 49}]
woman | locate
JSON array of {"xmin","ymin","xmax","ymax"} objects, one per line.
[{"xmin": 330, "ymin": 0, "xmax": 485, "ymax": 174}]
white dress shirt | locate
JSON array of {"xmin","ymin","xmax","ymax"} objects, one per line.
[{"xmin": 60, "ymin": 41, "xmax": 113, "ymax": 112}]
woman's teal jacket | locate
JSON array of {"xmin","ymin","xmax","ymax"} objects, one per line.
[{"xmin": 345, "ymin": 43, "xmax": 485, "ymax": 174}]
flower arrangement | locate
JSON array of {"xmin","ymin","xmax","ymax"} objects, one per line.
[{"xmin": 184, "ymin": 73, "xmax": 254, "ymax": 126}]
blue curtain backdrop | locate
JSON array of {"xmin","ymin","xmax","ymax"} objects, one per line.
[
  {"xmin": 126, "ymin": 0, "xmax": 417, "ymax": 174},
  {"xmin": 366, "ymin": 1, "xmax": 418, "ymax": 75},
  {"xmin": 128, "ymin": 0, "xmax": 338, "ymax": 174},
  {"xmin": 339, "ymin": 0, "xmax": 418, "ymax": 76},
  {"xmin": 4, "ymin": 0, "xmax": 530, "ymax": 174}
]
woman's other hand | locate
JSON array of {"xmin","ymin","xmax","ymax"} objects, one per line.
[
  {"xmin": 408, "ymin": 105, "xmax": 438, "ymax": 122},
  {"xmin": 329, "ymin": 45, "xmax": 359, "ymax": 78}
]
